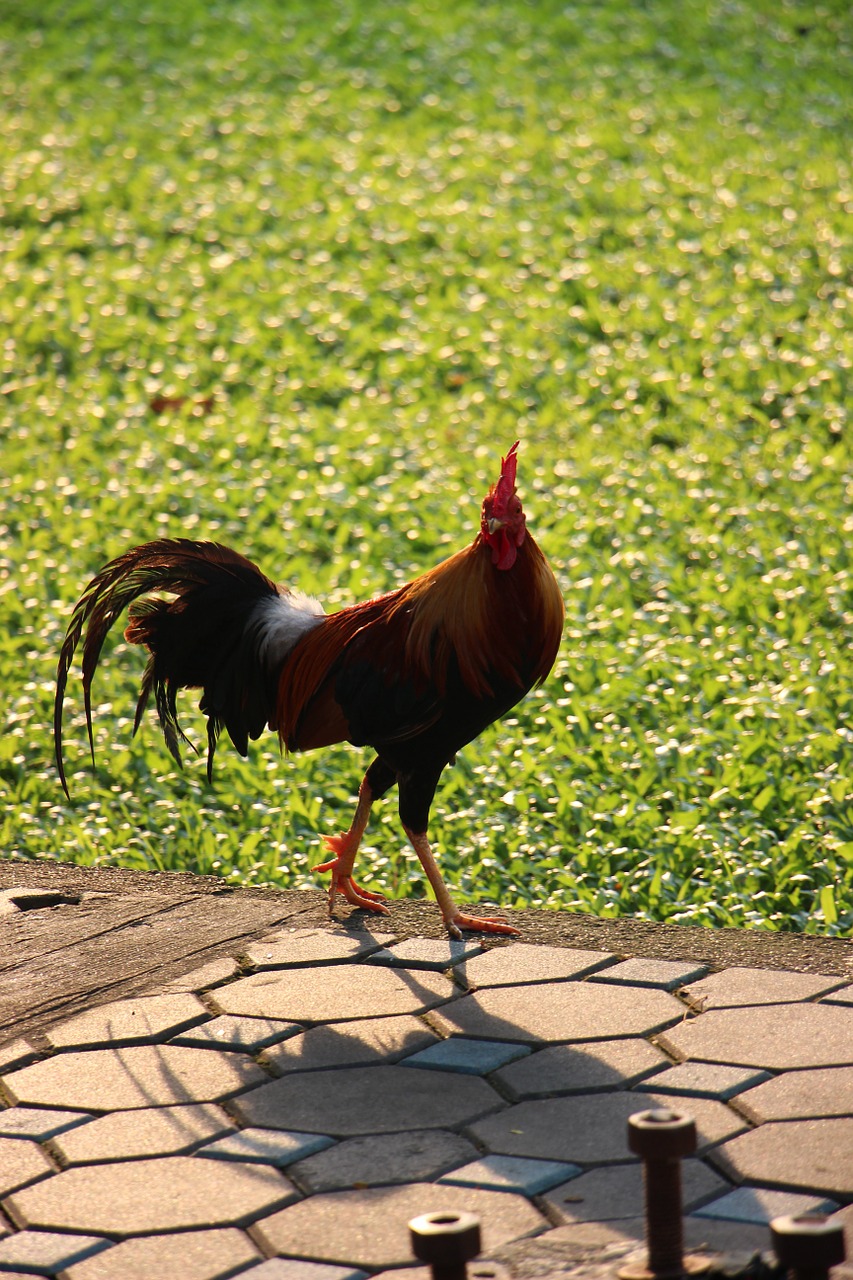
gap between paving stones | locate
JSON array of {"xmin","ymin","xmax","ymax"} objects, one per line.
[{"xmin": 0, "ymin": 869, "xmax": 851, "ymax": 1277}]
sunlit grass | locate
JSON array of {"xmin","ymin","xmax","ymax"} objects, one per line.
[{"xmin": 1, "ymin": 0, "xmax": 851, "ymax": 933}]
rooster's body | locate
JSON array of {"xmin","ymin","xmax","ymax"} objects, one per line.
[{"xmin": 54, "ymin": 443, "xmax": 563, "ymax": 934}]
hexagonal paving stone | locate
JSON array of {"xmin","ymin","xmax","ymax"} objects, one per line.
[
  {"xmin": 252, "ymin": 1181, "xmax": 545, "ymax": 1269},
  {"xmin": 231, "ymin": 1064, "xmax": 504, "ymax": 1138},
  {"xmin": 5, "ymin": 1154, "xmax": 298, "ymax": 1236},
  {"xmin": 0, "ymin": 1229, "xmax": 110, "ymax": 1275},
  {"xmin": 2, "ymin": 1045, "xmax": 267, "ymax": 1111},
  {"xmin": 681, "ymin": 967, "xmax": 846, "ymax": 1010},
  {"xmin": 0, "ymin": 1138, "xmax": 53, "ymax": 1196},
  {"xmin": 0, "ymin": 1108, "xmax": 92, "ymax": 1142},
  {"xmin": 64, "ymin": 1228, "xmax": 261, "ymax": 1280},
  {"xmin": 734, "ymin": 1066, "xmax": 853, "ymax": 1122},
  {"xmin": 215, "ymin": 965, "xmax": 454, "ymax": 1024},
  {"xmin": 263, "ymin": 1015, "xmax": 437, "ymax": 1075},
  {"xmin": 658, "ymin": 1003, "xmax": 853, "ymax": 1070},
  {"xmin": 172, "ymin": 1015, "xmax": 303, "ymax": 1052},
  {"xmin": 45, "ymin": 993, "xmax": 209, "ymax": 1050},
  {"xmin": 242, "ymin": 928, "xmax": 394, "ymax": 969},
  {"xmin": 542, "ymin": 1158, "xmax": 727, "ymax": 1223},
  {"xmin": 160, "ymin": 956, "xmax": 241, "ymax": 993},
  {"xmin": 366, "ymin": 938, "xmax": 483, "ymax": 970},
  {"xmin": 457, "ymin": 943, "xmax": 615, "ymax": 988},
  {"xmin": 634, "ymin": 1061, "xmax": 771, "ymax": 1101},
  {"xmin": 197, "ymin": 1128, "xmax": 334, "ymax": 1166},
  {"xmin": 244, "ymin": 1263, "xmax": 368, "ymax": 1280},
  {"xmin": 52, "ymin": 1104, "xmax": 235, "ymax": 1165},
  {"xmin": 588, "ymin": 959, "xmax": 708, "ymax": 991},
  {"xmin": 823, "ymin": 985, "xmax": 853, "ymax": 1006},
  {"xmin": 246, "ymin": 1265, "xmax": 370, "ymax": 1280},
  {"xmin": 711, "ymin": 1118, "xmax": 853, "ymax": 1197},
  {"xmin": 431, "ymin": 982, "xmax": 684, "ymax": 1044},
  {"xmin": 467, "ymin": 1092, "xmax": 746, "ymax": 1164},
  {"xmin": 288, "ymin": 1130, "xmax": 478, "ymax": 1194},
  {"xmin": 0, "ymin": 1041, "xmax": 40, "ymax": 1074},
  {"xmin": 492, "ymin": 1039, "xmax": 668, "ymax": 1101}
]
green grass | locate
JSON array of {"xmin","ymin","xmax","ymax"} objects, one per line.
[{"xmin": 1, "ymin": 0, "xmax": 851, "ymax": 933}]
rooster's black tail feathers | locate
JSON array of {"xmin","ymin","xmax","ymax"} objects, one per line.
[{"xmin": 54, "ymin": 539, "xmax": 280, "ymax": 795}]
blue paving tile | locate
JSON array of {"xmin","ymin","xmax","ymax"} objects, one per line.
[
  {"xmin": 196, "ymin": 1127, "xmax": 335, "ymax": 1166},
  {"xmin": 439, "ymin": 1154, "xmax": 582, "ymax": 1195},
  {"xmin": 400, "ymin": 1037, "xmax": 530, "ymax": 1075},
  {"xmin": 692, "ymin": 1186, "xmax": 839, "ymax": 1224}
]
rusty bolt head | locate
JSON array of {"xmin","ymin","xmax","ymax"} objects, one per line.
[
  {"xmin": 410, "ymin": 1211, "xmax": 482, "ymax": 1268},
  {"xmin": 770, "ymin": 1214, "xmax": 846, "ymax": 1269},
  {"xmin": 627, "ymin": 1108, "xmax": 697, "ymax": 1160}
]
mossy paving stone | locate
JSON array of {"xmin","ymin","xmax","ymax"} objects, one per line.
[
  {"xmin": 3, "ymin": 1154, "xmax": 297, "ymax": 1236},
  {"xmin": 252, "ymin": 1181, "xmax": 545, "ymax": 1269},
  {"xmin": 231, "ymin": 1064, "xmax": 504, "ymax": 1137},
  {"xmin": 1, "ymin": 1044, "xmax": 266, "ymax": 1111},
  {"xmin": 213, "ymin": 964, "xmax": 455, "ymax": 1024}
]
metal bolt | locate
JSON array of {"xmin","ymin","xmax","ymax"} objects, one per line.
[
  {"xmin": 618, "ymin": 1108, "xmax": 711, "ymax": 1279},
  {"xmin": 410, "ymin": 1210, "xmax": 482, "ymax": 1280},
  {"xmin": 770, "ymin": 1214, "xmax": 846, "ymax": 1280}
]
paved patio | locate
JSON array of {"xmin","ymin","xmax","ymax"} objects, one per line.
[{"xmin": 0, "ymin": 867, "xmax": 851, "ymax": 1278}]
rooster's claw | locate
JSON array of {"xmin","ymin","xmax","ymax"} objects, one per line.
[{"xmin": 445, "ymin": 912, "xmax": 520, "ymax": 938}]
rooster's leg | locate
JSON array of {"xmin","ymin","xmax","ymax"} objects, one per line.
[
  {"xmin": 313, "ymin": 769, "xmax": 389, "ymax": 916},
  {"xmin": 404, "ymin": 826, "xmax": 520, "ymax": 939}
]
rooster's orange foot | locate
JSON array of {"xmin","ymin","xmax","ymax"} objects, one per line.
[
  {"xmin": 445, "ymin": 911, "xmax": 520, "ymax": 939},
  {"xmin": 312, "ymin": 854, "xmax": 389, "ymax": 916}
]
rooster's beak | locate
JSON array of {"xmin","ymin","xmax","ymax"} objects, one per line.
[{"xmin": 487, "ymin": 518, "xmax": 505, "ymax": 535}]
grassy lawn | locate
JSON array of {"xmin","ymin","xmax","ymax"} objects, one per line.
[{"xmin": 2, "ymin": 0, "xmax": 851, "ymax": 933}]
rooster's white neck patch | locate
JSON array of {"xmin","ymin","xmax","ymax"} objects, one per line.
[{"xmin": 252, "ymin": 588, "xmax": 325, "ymax": 667}]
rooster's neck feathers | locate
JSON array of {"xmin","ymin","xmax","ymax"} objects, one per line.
[{"xmin": 277, "ymin": 531, "xmax": 563, "ymax": 750}]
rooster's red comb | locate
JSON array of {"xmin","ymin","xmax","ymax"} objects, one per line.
[{"xmin": 492, "ymin": 440, "xmax": 520, "ymax": 516}]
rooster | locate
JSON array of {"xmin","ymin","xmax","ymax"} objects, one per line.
[{"xmin": 54, "ymin": 442, "xmax": 564, "ymax": 936}]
